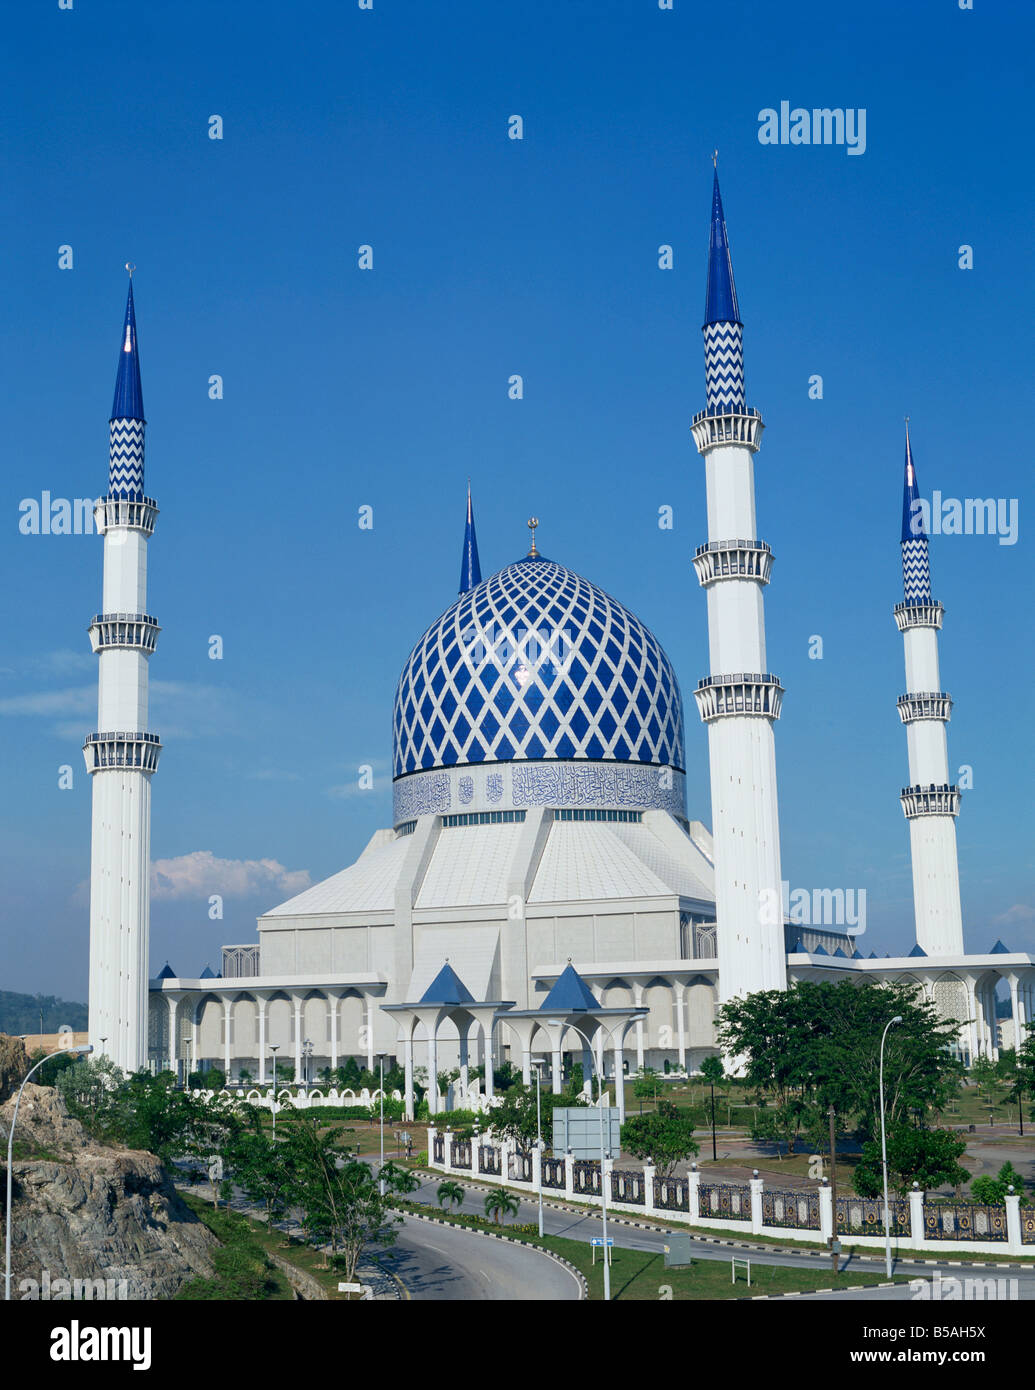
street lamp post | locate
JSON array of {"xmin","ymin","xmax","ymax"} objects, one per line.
[
  {"xmin": 377, "ymin": 1054, "xmax": 386, "ymax": 1195},
  {"xmin": 6, "ymin": 1044, "xmax": 93, "ymax": 1300},
  {"xmin": 531, "ymin": 1058, "xmax": 545, "ymax": 1239},
  {"xmin": 548, "ymin": 1019, "xmax": 613, "ymax": 1302},
  {"xmin": 269, "ymin": 1044, "xmax": 280, "ymax": 1138},
  {"xmin": 827, "ymin": 1104, "xmax": 839, "ymax": 1276},
  {"xmin": 879, "ymin": 1015, "xmax": 903, "ymax": 1280}
]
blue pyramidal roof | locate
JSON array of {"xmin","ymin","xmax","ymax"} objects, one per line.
[
  {"xmin": 901, "ymin": 426, "xmax": 925, "ymax": 542},
  {"xmin": 908, "ymin": 943, "xmax": 927, "ymax": 957},
  {"xmin": 200, "ymin": 964, "xmax": 218, "ymax": 979},
  {"xmin": 704, "ymin": 168, "xmax": 741, "ymax": 327},
  {"xmin": 156, "ymin": 961, "xmax": 176, "ymax": 980},
  {"xmin": 459, "ymin": 482, "xmax": 482, "ymax": 594},
  {"xmin": 989, "ymin": 939, "xmax": 1010, "ymax": 955},
  {"xmin": 111, "ymin": 278, "xmax": 144, "ymax": 422},
  {"xmin": 540, "ymin": 964, "xmax": 600, "ymax": 1012},
  {"xmin": 420, "ymin": 962, "xmax": 475, "ymax": 1005}
]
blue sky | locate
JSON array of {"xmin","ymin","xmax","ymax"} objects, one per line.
[{"xmin": 2, "ymin": 0, "xmax": 1032, "ymax": 1001}]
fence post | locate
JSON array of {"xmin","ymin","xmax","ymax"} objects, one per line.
[
  {"xmin": 471, "ymin": 1136, "xmax": 481, "ymax": 1178},
  {"xmin": 427, "ymin": 1126, "xmax": 438, "ymax": 1169},
  {"xmin": 819, "ymin": 1180, "xmax": 833, "ymax": 1242},
  {"xmin": 1006, "ymin": 1190, "xmax": 1022, "ymax": 1254},
  {"xmin": 443, "ymin": 1128, "xmax": 453, "ymax": 1173},
  {"xmin": 908, "ymin": 1185, "xmax": 925, "ymax": 1249},
  {"xmin": 643, "ymin": 1163, "xmax": 656, "ymax": 1217},
  {"xmin": 688, "ymin": 1164, "xmax": 701, "ymax": 1223},
  {"xmin": 564, "ymin": 1149, "xmax": 575, "ymax": 1201},
  {"xmin": 750, "ymin": 1174, "xmax": 764, "ymax": 1235}
]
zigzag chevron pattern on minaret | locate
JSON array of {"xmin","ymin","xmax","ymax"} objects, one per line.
[
  {"xmin": 704, "ymin": 321, "xmax": 745, "ymax": 412},
  {"xmin": 109, "ymin": 419, "xmax": 145, "ymax": 499},
  {"xmin": 901, "ymin": 536, "xmax": 932, "ymax": 601}
]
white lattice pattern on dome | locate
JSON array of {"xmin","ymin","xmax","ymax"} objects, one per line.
[{"xmin": 393, "ymin": 556, "xmax": 685, "ymax": 778}]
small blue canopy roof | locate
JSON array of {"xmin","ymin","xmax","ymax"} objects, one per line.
[
  {"xmin": 540, "ymin": 964, "xmax": 600, "ymax": 1012},
  {"xmin": 420, "ymin": 962, "xmax": 475, "ymax": 1005}
]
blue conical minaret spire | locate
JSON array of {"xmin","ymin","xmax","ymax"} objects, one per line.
[
  {"xmin": 900, "ymin": 421, "xmax": 932, "ymax": 600},
  {"xmin": 109, "ymin": 271, "xmax": 145, "ymax": 500},
  {"xmin": 704, "ymin": 165, "xmax": 741, "ymax": 328},
  {"xmin": 459, "ymin": 481, "xmax": 482, "ymax": 594},
  {"xmin": 702, "ymin": 158, "xmax": 745, "ymax": 413}
]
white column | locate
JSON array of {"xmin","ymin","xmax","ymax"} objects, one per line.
[
  {"xmin": 750, "ymin": 1175, "xmax": 764, "ymax": 1235},
  {"xmin": 365, "ymin": 997, "xmax": 375, "ymax": 1073},
  {"xmin": 965, "ymin": 978, "xmax": 978, "ymax": 1062},
  {"xmin": 674, "ymin": 985, "xmax": 687, "ymax": 1072},
  {"xmin": 1009, "ymin": 977, "xmax": 1021, "ymax": 1052},
  {"xmin": 551, "ymin": 1041, "xmax": 563, "ymax": 1094},
  {"xmin": 222, "ymin": 998, "xmax": 232, "ymax": 1079},
  {"xmin": 292, "ymin": 997, "xmax": 303, "ymax": 1082},
  {"xmin": 633, "ymin": 985, "xmax": 645, "ymax": 1071},
  {"xmin": 404, "ymin": 1033, "xmax": 415, "ymax": 1121},
  {"xmin": 484, "ymin": 1023, "xmax": 495, "ymax": 1101},
  {"xmin": 1006, "ymin": 1191, "xmax": 1023, "ymax": 1254},
  {"xmin": 328, "ymin": 995, "xmax": 339, "ymax": 1073},
  {"xmin": 522, "ymin": 1046, "xmax": 532, "ymax": 1086},
  {"xmin": 427, "ymin": 1026, "xmax": 439, "ymax": 1116},
  {"xmin": 819, "ymin": 1183, "xmax": 833, "ymax": 1242},
  {"xmin": 688, "ymin": 1167, "xmax": 701, "ymax": 1223},
  {"xmin": 165, "ymin": 995, "xmax": 177, "ymax": 1076},
  {"xmin": 908, "ymin": 1187, "xmax": 925, "ymax": 1247},
  {"xmin": 257, "ymin": 998, "xmax": 267, "ymax": 1084},
  {"xmin": 459, "ymin": 1029, "xmax": 469, "ymax": 1093}
]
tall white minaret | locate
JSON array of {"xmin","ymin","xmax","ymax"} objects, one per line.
[
  {"xmin": 84, "ymin": 274, "xmax": 161, "ymax": 1070},
  {"xmin": 895, "ymin": 424, "xmax": 964, "ymax": 956},
  {"xmin": 691, "ymin": 165, "xmax": 786, "ymax": 1001}
]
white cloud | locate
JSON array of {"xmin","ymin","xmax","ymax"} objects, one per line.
[
  {"xmin": 0, "ymin": 685, "xmax": 94, "ymax": 718},
  {"xmin": 992, "ymin": 904, "xmax": 1035, "ymax": 927},
  {"xmin": 150, "ymin": 851, "xmax": 311, "ymax": 902}
]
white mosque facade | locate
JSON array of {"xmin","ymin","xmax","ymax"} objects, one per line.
[{"xmin": 80, "ymin": 173, "xmax": 1033, "ymax": 1109}]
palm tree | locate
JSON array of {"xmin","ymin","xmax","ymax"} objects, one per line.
[
  {"xmin": 437, "ymin": 1180, "xmax": 465, "ymax": 1213},
  {"xmin": 484, "ymin": 1187, "xmax": 520, "ymax": 1226}
]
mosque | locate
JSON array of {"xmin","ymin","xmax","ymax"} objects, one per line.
[{"xmin": 82, "ymin": 171, "xmax": 1033, "ymax": 1114}]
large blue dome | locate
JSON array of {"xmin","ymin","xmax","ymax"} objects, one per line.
[{"xmin": 392, "ymin": 555, "xmax": 686, "ymax": 810}]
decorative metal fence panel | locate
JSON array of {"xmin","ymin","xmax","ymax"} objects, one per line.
[
  {"xmin": 653, "ymin": 1176, "xmax": 690, "ymax": 1212},
  {"xmin": 1022, "ymin": 1208, "xmax": 1035, "ymax": 1244},
  {"xmin": 432, "ymin": 1135, "xmax": 444, "ymax": 1163},
  {"xmin": 837, "ymin": 1196, "xmax": 909, "ymax": 1236},
  {"xmin": 761, "ymin": 1189, "xmax": 821, "ymax": 1231},
  {"xmin": 611, "ymin": 1169, "xmax": 645, "ymax": 1205},
  {"xmin": 541, "ymin": 1157, "xmax": 566, "ymax": 1189},
  {"xmin": 573, "ymin": 1160, "xmax": 601, "ymax": 1194},
  {"xmin": 450, "ymin": 1141, "xmax": 471, "ymax": 1170},
  {"xmin": 479, "ymin": 1146, "xmax": 501, "ymax": 1176},
  {"xmin": 699, "ymin": 1182, "xmax": 751, "ymax": 1221},
  {"xmin": 923, "ymin": 1204, "xmax": 1008, "ymax": 1242},
  {"xmin": 514, "ymin": 1150, "xmax": 533, "ymax": 1182}
]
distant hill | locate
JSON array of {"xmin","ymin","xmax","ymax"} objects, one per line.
[{"xmin": 0, "ymin": 990, "xmax": 88, "ymax": 1035}]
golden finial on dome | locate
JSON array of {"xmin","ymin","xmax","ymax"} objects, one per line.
[{"xmin": 527, "ymin": 516, "xmax": 539, "ymax": 557}]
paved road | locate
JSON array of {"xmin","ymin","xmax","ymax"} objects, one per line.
[
  {"xmin": 381, "ymin": 1215, "xmax": 582, "ymax": 1301},
  {"xmin": 411, "ymin": 1174, "xmax": 1035, "ymax": 1300}
]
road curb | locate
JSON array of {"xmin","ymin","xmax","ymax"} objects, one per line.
[{"xmin": 396, "ymin": 1209, "xmax": 588, "ymax": 1299}]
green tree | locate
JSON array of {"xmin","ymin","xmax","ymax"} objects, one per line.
[
  {"xmin": 970, "ymin": 1055, "xmax": 1001, "ymax": 1112},
  {"xmin": 717, "ymin": 979, "xmax": 963, "ymax": 1141},
  {"xmin": 486, "ymin": 1082, "xmax": 586, "ymax": 1149},
  {"xmin": 632, "ymin": 1067, "xmax": 660, "ymax": 1109},
  {"xmin": 225, "ymin": 1128, "xmax": 292, "ymax": 1231},
  {"xmin": 620, "ymin": 1100, "xmax": 700, "ymax": 1177},
  {"xmin": 853, "ymin": 1125, "xmax": 969, "ymax": 1198},
  {"xmin": 971, "ymin": 1161, "xmax": 1026, "ymax": 1205},
  {"xmin": 436, "ymin": 1180, "xmax": 465, "ymax": 1213},
  {"xmin": 699, "ymin": 1056, "xmax": 724, "ymax": 1088},
  {"xmin": 483, "ymin": 1188, "xmax": 520, "ymax": 1225}
]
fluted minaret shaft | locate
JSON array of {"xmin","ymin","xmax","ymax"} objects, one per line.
[
  {"xmin": 895, "ymin": 427, "xmax": 963, "ymax": 956},
  {"xmin": 85, "ymin": 278, "xmax": 161, "ymax": 1071},
  {"xmin": 692, "ymin": 169, "xmax": 786, "ymax": 1001}
]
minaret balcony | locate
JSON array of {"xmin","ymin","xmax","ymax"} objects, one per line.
[
  {"xmin": 83, "ymin": 731, "xmax": 162, "ymax": 773},
  {"xmin": 693, "ymin": 539, "xmax": 773, "ymax": 587},
  {"xmin": 94, "ymin": 495, "xmax": 158, "ymax": 537},
  {"xmin": 900, "ymin": 783, "xmax": 961, "ymax": 819},
  {"xmin": 897, "ymin": 691, "xmax": 952, "ymax": 724},
  {"xmin": 893, "ymin": 600, "xmax": 944, "ymax": 632},
  {"xmin": 694, "ymin": 672, "xmax": 783, "ymax": 723},
  {"xmin": 88, "ymin": 612, "xmax": 160, "ymax": 654},
  {"xmin": 691, "ymin": 407, "xmax": 764, "ymax": 455}
]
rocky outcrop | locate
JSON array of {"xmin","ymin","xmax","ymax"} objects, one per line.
[
  {"xmin": 2, "ymin": 1085, "xmax": 217, "ymax": 1300},
  {"xmin": 0, "ymin": 1034, "xmax": 29, "ymax": 1103}
]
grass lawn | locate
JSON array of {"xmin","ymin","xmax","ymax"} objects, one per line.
[{"xmin": 539, "ymin": 1236, "xmax": 914, "ymax": 1300}]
